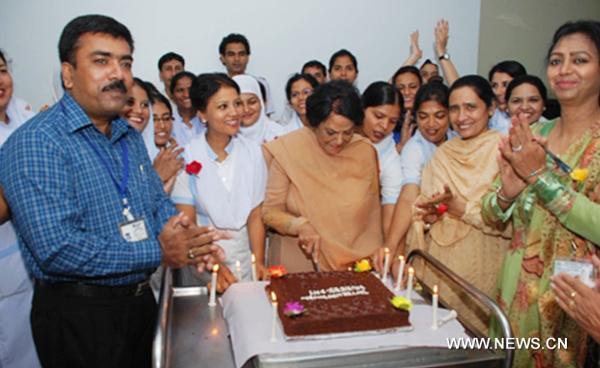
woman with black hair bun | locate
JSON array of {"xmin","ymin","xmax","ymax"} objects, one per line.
[
  {"xmin": 171, "ymin": 73, "xmax": 268, "ymax": 291},
  {"xmin": 262, "ymin": 81, "xmax": 386, "ymax": 273}
]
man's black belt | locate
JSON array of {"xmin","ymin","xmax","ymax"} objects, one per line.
[{"xmin": 35, "ymin": 279, "xmax": 150, "ymax": 298}]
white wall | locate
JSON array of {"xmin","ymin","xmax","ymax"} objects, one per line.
[{"xmin": 2, "ymin": 0, "xmax": 481, "ymax": 118}]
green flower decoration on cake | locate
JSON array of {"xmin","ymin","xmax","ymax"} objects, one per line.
[
  {"xmin": 390, "ymin": 296, "xmax": 412, "ymax": 311},
  {"xmin": 354, "ymin": 259, "xmax": 372, "ymax": 272}
]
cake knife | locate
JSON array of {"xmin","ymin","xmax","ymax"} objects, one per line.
[{"xmin": 311, "ymin": 252, "xmax": 321, "ymax": 272}]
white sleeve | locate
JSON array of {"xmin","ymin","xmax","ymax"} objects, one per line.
[
  {"xmin": 380, "ymin": 153, "xmax": 403, "ymax": 205},
  {"xmin": 170, "ymin": 150, "xmax": 195, "ymax": 205},
  {"xmin": 250, "ymin": 144, "xmax": 268, "ymax": 208},
  {"xmin": 400, "ymin": 139, "xmax": 426, "ymax": 186}
]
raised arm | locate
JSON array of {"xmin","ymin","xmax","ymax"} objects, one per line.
[
  {"xmin": 401, "ymin": 31, "xmax": 423, "ymax": 67},
  {"xmin": 434, "ymin": 19, "xmax": 459, "ymax": 86}
]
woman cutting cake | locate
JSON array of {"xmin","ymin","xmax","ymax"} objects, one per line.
[{"xmin": 262, "ymin": 81, "xmax": 385, "ymax": 272}]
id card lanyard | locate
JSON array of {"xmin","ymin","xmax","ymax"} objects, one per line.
[{"xmin": 81, "ymin": 134, "xmax": 134, "ymax": 222}]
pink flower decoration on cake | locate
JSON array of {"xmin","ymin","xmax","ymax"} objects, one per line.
[{"xmin": 283, "ymin": 301, "xmax": 306, "ymax": 317}]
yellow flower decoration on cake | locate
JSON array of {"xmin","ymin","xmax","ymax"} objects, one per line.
[
  {"xmin": 390, "ymin": 296, "xmax": 412, "ymax": 311},
  {"xmin": 570, "ymin": 168, "xmax": 588, "ymax": 182},
  {"xmin": 354, "ymin": 259, "xmax": 372, "ymax": 272}
]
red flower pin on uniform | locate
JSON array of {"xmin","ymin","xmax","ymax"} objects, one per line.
[
  {"xmin": 436, "ymin": 203, "xmax": 448, "ymax": 216},
  {"xmin": 185, "ymin": 161, "xmax": 202, "ymax": 175}
]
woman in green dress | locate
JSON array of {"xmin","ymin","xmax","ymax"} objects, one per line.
[{"xmin": 481, "ymin": 20, "xmax": 600, "ymax": 367}]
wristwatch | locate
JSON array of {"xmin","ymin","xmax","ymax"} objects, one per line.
[{"xmin": 438, "ymin": 53, "xmax": 450, "ymax": 61}]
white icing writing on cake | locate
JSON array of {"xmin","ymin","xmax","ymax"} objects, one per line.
[{"xmin": 300, "ymin": 285, "xmax": 369, "ymax": 301}]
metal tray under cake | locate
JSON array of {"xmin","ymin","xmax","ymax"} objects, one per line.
[{"xmin": 153, "ymin": 263, "xmax": 512, "ymax": 368}]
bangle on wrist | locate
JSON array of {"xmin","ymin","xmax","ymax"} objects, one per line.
[
  {"xmin": 524, "ymin": 166, "xmax": 547, "ymax": 182},
  {"xmin": 496, "ymin": 186, "xmax": 517, "ymax": 203}
]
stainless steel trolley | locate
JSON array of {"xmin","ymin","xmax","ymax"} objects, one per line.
[{"xmin": 153, "ymin": 249, "xmax": 513, "ymax": 368}]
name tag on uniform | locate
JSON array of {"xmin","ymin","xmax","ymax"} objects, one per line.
[
  {"xmin": 553, "ymin": 258, "xmax": 596, "ymax": 288},
  {"xmin": 119, "ymin": 218, "xmax": 149, "ymax": 242}
]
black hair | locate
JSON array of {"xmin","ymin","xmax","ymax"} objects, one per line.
[
  {"xmin": 58, "ymin": 14, "xmax": 134, "ymax": 65},
  {"xmin": 361, "ymin": 81, "xmax": 403, "ymax": 111},
  {"xmin": 144, "ymin": 80, "xmax": 161, "ymax": 97},
  {"xmin": 190, "ymin": 73, "xmax": 240, "ymax": 112},
  {"xmin": 427, "ymin": 75, "xmax": 444, "ymax": 84},
  {"xmin": 0, "ymin": 50, "xmax": 5, "ymax": 64},
  {"xmin": 392, "ymin": 66, "xmax": 423, "ymax": 86},
  {"xmin": 132, "ymin": 77, "xmax": 152, "ymax": 99},
  {"xmin": 505, "ymin": 75, "xmax": 548, "ymax": 106},
  {"xmin": 450, "ymin": 75, "xmax": 495, "ymax": 108},
  {"xmin": 149, "ymin": 92, "xmax": 173, "ymax": 116},
  {"xmin": 306, "ymin": 80, "xmax": 363, "ymax": 128},
  {"xmin": 420, "ymin": 59, "xmax": 438, "ymax": 71},
  {"xmin": 285, "ymin": 73, "xmax": 319, "ymax": 101},
  {"xmin": 219, "ymin": 33, "xmax": 250, "ymax": 55},
  {"xmin": 257, "ymin": 80, "xmax": 268, "ymax": 105},
  {"xmin": 169, "ymin": 71, "xmax": 196, "ymax": 95},
  {"xmin": 328, "ymin": 49, "xmax": 358, "ymax": 73},
  {"xmin": 487, "ymin": 60, "xmax": 527, "ymax": 81},
  {"xmin": 157, "ymin": 52, "xmax": 185, "ymax": 71},
  {"xmin": 547, "ymin": 20, "xmax": 600, "ymax": 63},
  {"xmin": 413, "ymin": 82, "xmax": 450, "ymax": 115},
  {"xmin": 302, "ymin": 60, "xmax": 327, "ymax": 77}
]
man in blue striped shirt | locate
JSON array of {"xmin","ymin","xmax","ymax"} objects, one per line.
[{"xmin": 0, "ymin": 15, "xmax": 221, "ymax": 368}]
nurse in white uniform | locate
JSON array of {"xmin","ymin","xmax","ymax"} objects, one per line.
[
  {"xmin": 171, "ymin": 73, "xmax": 267, "ymax": 290},
  {"xmin": 0, "ymin": 50, "xmax": 41, "ymax": 368},
  {"xmin": 358, "ymin": 82, "xmax": 403, "ymax": 234}
]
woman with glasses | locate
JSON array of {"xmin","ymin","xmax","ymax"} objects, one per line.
[
  {"xmin": 149, "ymin": 92, "xmax": 183, "ymax": 194},
  {"xmin": 122, "ymin": 79, "xmax": 184, "ymax": 194},
  {"xmin": 282, "ymin": 73, "xmax": 319, "ymax": 133}
]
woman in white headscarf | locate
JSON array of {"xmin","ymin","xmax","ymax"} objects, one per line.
[
  {"xmin": 0, "ymin": 50, "xmax": 41, "ymax": 368},
  {"xmin": 233, "ymin": 74, "xmax": 286, "ymax": 143}
]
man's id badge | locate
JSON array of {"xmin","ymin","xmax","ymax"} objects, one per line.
[
  {"xmin": 119, "ymin": 218, "xmax": 149, "ymax": 242},
  {"xmin": 553, "ymin": 258, "xmax": 596, "ymax": 288}
]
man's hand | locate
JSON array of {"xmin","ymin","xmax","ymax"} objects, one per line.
[{"xmin": 158, "ymin": 213, "xmax": 223, "ymax": 268}]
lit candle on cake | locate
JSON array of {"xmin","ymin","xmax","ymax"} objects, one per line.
[
  {"xmin": 395, "ymin": 255, "xmax": 405, "ymax": 291},
  {"xmin": 382, "ymin": 248, "xmax": 390, "ymax": 283},
  {"xmin": 406, "ymin": 266, "xmax": 414, "ymax": 301},
  {"xmin": 431, "ymin": 285, "xmax": 439, "ymax": 330},
  {"xmin": 208, "ymin": 264, "xmax": 219, "ymax": 307},
  {"xmin": 235, "ymin": 260, "xmax": 242, "ymax": 281},
  {"xmin": 251, "ymin": 254, "xmax": 257, "ymax": 281},
  {"xmin": 270, "ymin": 291, "xmax": 278, "ymax": 342}
]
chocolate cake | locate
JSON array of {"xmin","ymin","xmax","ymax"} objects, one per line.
[{"xmin": 268, "ymin": 271, "xmax": 410, "ymax": 337}]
